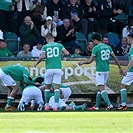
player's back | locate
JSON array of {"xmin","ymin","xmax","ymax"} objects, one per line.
[
  {"xmin": 42, "ymin": 42, "xmax": 64, "ymax": 69},
  {"xmin": 92, "ymin": 43, "xmax": 113, "ymax": 72},
  {"xmin": 2, "ymin": 65, "xmax": 28, "ymax": 81}
]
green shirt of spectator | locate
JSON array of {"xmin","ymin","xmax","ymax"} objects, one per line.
[{"xmin": 0, "ymin": 39, "xmax": 14, "ymax": 57}]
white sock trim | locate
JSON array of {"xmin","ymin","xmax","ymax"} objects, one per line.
[
  {"xmin": 54, "ymin": 89, "xmax": 59, "ymax": 92},
  {"xmin": 45, "ymin": 89, "xmax": 50, "ymax": 92},
  {"xmin": 7, "ymin": 96, "xmax": 14, "ymax": 99},
  {"xmin": 120, "ymin": 88, "xmax": 126, "ymax": 91},
  {"xmin": 101, "ymin": 90, "xmax": 106, "ymax": 94},
  {"xmin": 97, "ymin": 92, "xmax": 101, "ymax": 94}
]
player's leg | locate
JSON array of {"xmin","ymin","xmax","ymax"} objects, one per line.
[
  {"xmin": 94, "ymin": 72, "xmax": 113, "ymax": 110},
  {"xmin": 5, "ymin": 86, "xmax": 18, "ymax": 110},
  {"xmin": 18, "ymin": 88, "xmax": 32, "ymax": 111},
  {"xmin": 0, "ymin": 71, "xmax": 18, "ymax": 110},
  {"xmin": 44, "ymin": 70, "xmax": 53, "ymax": 111},
  {"xmin": 53, "ymin": 84, "xmax": 60, "ymax": 111},
  {"xmin": 60, "ymin": 87, "xmax": 72, "ymax": 102},
  {"xmin": 89, "ymin": 91, "xmax": 101, "ymax": 110},
  {"xmin": 53, "ymin": 69, "xmax": 63, "ymax": 111},
  {"xmin": 118, "ymin": 72, "xmax": 133, "ymax": 110},
  {"xmin": 44, "ymin": 84, "xmax": 52, "ymax": 110},
  {"xmin": 73, "ymin": 103, "xmax": 87, "ymax": 111},
  {"xmin": 90, "ymin": 72, "xmax": 103, "ymax": 110},
  {"xmin": 5, "ymin": 85, "xmax": 19, "ymax": 111},
  {"xmin": 34, "ymin": 88, "xmax": 44, "ymax": 111}
]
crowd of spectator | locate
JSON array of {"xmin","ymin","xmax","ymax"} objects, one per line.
[{"xmin": 0, "ymin": 0, "xmax": 133, "ymax": 57}]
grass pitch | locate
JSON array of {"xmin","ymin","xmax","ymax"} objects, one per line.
[{"xmin": 0, "ymin": 112, "xmax": 133, "ymax": 133}]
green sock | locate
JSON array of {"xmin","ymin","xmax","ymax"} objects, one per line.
[
  {"xmin": 7, "ymin": 96, "xmax": 14, "ymax": 107},
  {"xmin": 44, "ymin": 89, "xmax": 51, "ymax": 104},
  {"xmin": 101, "ymin": 90, "xmax": 111, "ymax": 106},
  {"xmin": 73, "ymin": 105, "xmax": 82, "ymax": 110},
  {"xmin": 54, "ymin": 89, "xmax": 60, "ymax": 103},
  {"xmin": 95, "ymin": 92, "xmax": 101, "ymax": 107},
  {"xmin": 120, "ymin": 89, "xmax": 127, "ymax": 105}
]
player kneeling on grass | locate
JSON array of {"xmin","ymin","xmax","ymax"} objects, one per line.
[
  {"xmin": 0, "ymin": 65, "xmax": 41, "ymax": 111},
  {"xmin": 49, "ymin": 96, "xmax": 87, "ymax": 111},
  {"xmin": 18, "ymin": 77, "xmax": 44, "ymax": 111},
  {"xmin": 40, "ymin": 83, "xmax": 87, "ymax": 111}
]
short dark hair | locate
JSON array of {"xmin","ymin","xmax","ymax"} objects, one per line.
[
  {"xmin": 102, "ymin": 36, "xmax": 109, "ymax": 40},
  {"xmin": 91, "ymin": 34, "xmax": 102, "ymax": 41},
  {"xmin": 45, "ymin": 33, "xmax": 54, "ymax": 40},
  {"xmin": 75, "ymin": 46, "xmax": 81, "ymax": 51},
  {"xmin": 36, "ymin": 77, "xmax": 44, "ymax": 84}
]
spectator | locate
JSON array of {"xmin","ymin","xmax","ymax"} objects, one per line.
[
  {"xmin": 0, "ymin": 0, "xmax": 16, "ymax": 33},
  {"xmin": 31, "ymin": 39, "xmax": 45, "ymax": 57},
  {"xmin": 115, "ymin": 37, "xmax": 130, "ymax": 56},
  {"xmin": 99, "ymin": 0, "xmax": 125, "ymax": 33},
  {"xmin": 82, "ymin": 0, "xmax": 99, "ymax": 33},
  {"xmin": 57, "ymin": 18, "xmax": 78, "ymax": 53},
  {"xmin": 0, "ymin": 39, "xmax": 14, "ymax": 57},
  {"xmin": 19, "ymin": 16, "xmax": 40, "ymax": 48},
  {"xmin": 0, "ymin": 29, "xmax": 3, "ymax": 40},
  {"xmin": 122, "ymin": 26, "xmax": 130, "ymax": 38},
  {"xmin": 47, "ymin": 0, "xmax": 63, "ymax": 27},
  {"xmin": 15, "ymin": 0, "xmax": 31, "ymax": 36},
  {"xmin": 30, "ymin": 0, "xmax": 47, "ymax": 31},
  {"xmin": 71, "ymin": 46, "xmax": 82, "ymax": 57},
  {"xmin": 83, "ymin": 41, "xmax": 94, "ymax": 56},
  {"xmin": 122, "ymin": 24, "xmax": 133, "ymax": 37},
  {"xmin": 17, "ymin": 43, "xmax": 33, "ymax": 58},
  {"xmin": 61, "ymin": 0, "xmax": 88, "ymax": 36},
  {"xmin": 102, "ymin": 36, "xmax": 115, "ymax": 52},
  {"xmin": 41, "ymin": 16, "xmax": 57, "ymax": 38}
]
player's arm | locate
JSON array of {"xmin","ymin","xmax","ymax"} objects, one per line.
[
  {"xmin": 123, "ymin": 56, "xmax": 133, "ymax": 73},
  {"xmin": 111, "ymin": 53, "xmax": 122, "ymax": 73},
  {"xmin": 78, "ymin": 55, "xmax": 95, "ymax": 66},
  {"xmin": 62, "ymin": 48, "xmax": 70, "ymax": 56},
  {"xmin": 34, "ymin": 52, "xmax": 45, "ymax": 67},
  {"xmin": 23, "ymin": 69, "xmax": 41, "ymax": 86}
]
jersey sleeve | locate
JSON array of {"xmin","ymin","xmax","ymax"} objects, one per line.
[
  {"xmin": 41, "ymin": 45, "xmax": 46, "ymax": 52},
  {"xmin": 92, "ymin": 46, "xmax": 97, "ymax": 56},
  {"xmin": 130, "ymin": 47, "xmax": 133, "ymax": 57},
  {"xmin": 60, "ymin": 44, "xmax": 65, "ymax": 51},
  {"xmin": 23, "ymin": 69, "xmax": 34, "ymax": 85}
]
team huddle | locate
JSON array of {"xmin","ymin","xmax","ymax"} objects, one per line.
[{"xmin": 0, "ymin": 33, "xmax": 133, "ymax": 111}]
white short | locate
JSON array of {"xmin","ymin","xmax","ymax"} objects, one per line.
[
  {"xmin": 96, "ymin": 72, "xmax": 109, "ymax": 86},
  {"xmin": 121, "ymin": 72, "xmax": 133, "ymax": 86},
  {"xmin": 19, "ymin": 86, "xmax": 44, "ymax": 105},
  {"xmin": 49, "ymin": 96, "xmax": 67, "ymax": 109},
  {"xmin": 45, "ymin": 69, "xmax": 63, "ymax": 84},
  {"xmin": 0, "ymin": 68, "xmax": 16, "ymax": 86},
  {"xmin": 60, "ymin": 87, "xmax": 72, "ymax": 102}
]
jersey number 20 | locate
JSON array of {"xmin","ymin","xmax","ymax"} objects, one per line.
[{"xmin": 47, "ymin": 47, "xmax": 59, "ymax": 58}]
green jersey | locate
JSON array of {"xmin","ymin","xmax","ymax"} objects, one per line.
[
  {"xmin": 0, "ymin": 48, "xmax": 14, "ymax": 57},
  {"xmin": 42, "ymin": 42, "xmax": 64, "ymax": 69},
  {"xmin": 0, "ymin": 0, "xmax": 13, "ymax": 11},
  {"xmin": 128, "ymin": 45, "xmax": 133, "ymax": 72},
  {"xmin": 92, "ymin": 43, "xmax": 113, "ymax": 72},
  {"xmin": 71, "ymin": 54, "xmax": 81, "ymax": 57},
  {"xmin": 2, "ymin": 65, "xmax": 34, "ymax": 85}
]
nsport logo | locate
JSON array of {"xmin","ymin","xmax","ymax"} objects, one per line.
[{"xmin": 64, "ymin": 65, "xmax": 96, "ymax": 79}]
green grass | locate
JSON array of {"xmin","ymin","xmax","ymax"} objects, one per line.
[{"xmin": 0, "ymin": 112, "xmax": 133, "ymax": 133}]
